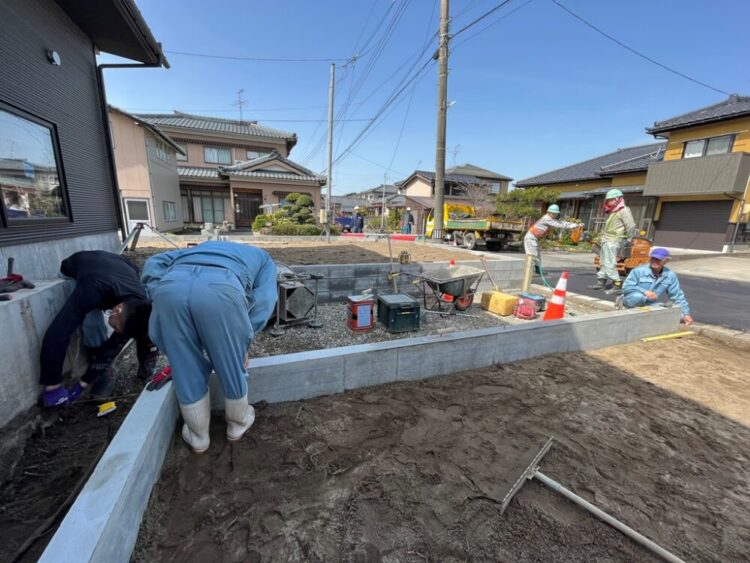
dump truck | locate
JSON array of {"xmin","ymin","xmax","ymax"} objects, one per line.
[{"xmin": 425, "ymin": 203, "xmax": 528, "ymax": 251}]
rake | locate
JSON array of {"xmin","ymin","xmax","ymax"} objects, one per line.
[{"xmin": 501, "ymin": 437, "xmax": 685, "ymax": 563}]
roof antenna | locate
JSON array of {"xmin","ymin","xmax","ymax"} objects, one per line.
[{"xmin": 233, "ymin": 89, "xmax": 247, "ymax": 124}]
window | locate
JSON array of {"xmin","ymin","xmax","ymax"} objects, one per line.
[
  {"xmin": 489, "ymin": 182, "xmax": 501, "ymax": 194},
  {"xmin": 175, "ymin": 143, "xmax": 188, "ymax": 161},
  {"xmin": 0, "ymin": 104, "xmax": 68, "ymax": 224},
  {"xmin": 163, "ymin": 201, "xmax": 177, "ymax": 221},
  {"xmin": 246, "ymin": 150, "xmax": 270, "ymax": 160},
  {"xmin": 204, "ymin": 146, "xmax": 232, "ymax": 164},
  {"xmin": 706, "ymin": 135, "xmax": 733, "ymax": 156},
  {"xmin": 155, "ymin": 140, "xmax": 170, "ymax": 162},
  {"xmin": 683, "ymin": 134, "xmax": 734, "ymax": 158}
]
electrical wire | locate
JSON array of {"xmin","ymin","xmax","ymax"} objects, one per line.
[
  {"xmin": 453, "ymin": 0, "xmax": 534, "ymax": 49},
  {"xmin": 452, "ymin": 0, "xmax": 515, "ymax": 37},
  {"xmin": 551, "ymin": 0, "xmax": 730, "ymax": 96}
]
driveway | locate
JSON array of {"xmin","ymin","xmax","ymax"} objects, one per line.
[{"xmin": 534, "ymin": 253, "xmax": 750, "ymax": 332}]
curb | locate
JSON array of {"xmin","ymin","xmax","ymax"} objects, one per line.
[{"xmin": 690, "ymin": 323, "xmax": 750, "ymax": 350}]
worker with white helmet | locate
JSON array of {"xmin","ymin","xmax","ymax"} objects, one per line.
[
  {"xmin": 523, "ymin": 204, "xmax": 579, "ymax": 273},
  {"xmin": 588, "ymin": 189, "xmax": 637, "ymax": 294}
]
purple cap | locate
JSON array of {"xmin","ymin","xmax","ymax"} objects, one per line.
[{"xmin": 650, "ymin": 247, "xmax": 670, "ymax": 260}]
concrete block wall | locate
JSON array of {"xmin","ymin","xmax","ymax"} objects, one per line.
[{"xmin": 291, "ymin": 257, "xmax": 525, "ymax": 304}]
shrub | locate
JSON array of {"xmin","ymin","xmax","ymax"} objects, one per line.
[
  {"xmin": 296, "ymin": 194, "xmax": 313, "ymax": 207},
  {"xmin": 496, "ymin": 187, "xmax": 559, "ymax": 221},
  {"xmin": 269, "ymin": 223, "xmax": 322, "ymax": 236},
  {"xmin": 284, "ymin": 192, "xmax": 302, "ymax": 204},
  {"xmin": 252, "ymin": 214, "xmax": 273, "ymax": 231}
]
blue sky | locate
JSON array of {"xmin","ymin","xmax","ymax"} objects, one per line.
[{"xmin": 100, "ymin": 0, "xmax": 749, "ymax": 194}]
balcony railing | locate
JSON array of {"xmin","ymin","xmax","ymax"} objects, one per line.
[{"xmin": 643, "ymin": 152, "xmax": 750, "ymax": 197}]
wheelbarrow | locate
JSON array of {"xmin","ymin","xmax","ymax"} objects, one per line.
[{"xmin": 409, "ymin": 265, "xmax": 485, "ymax": 312}]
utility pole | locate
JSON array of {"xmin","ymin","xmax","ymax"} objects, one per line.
[
  {"xmin": 381, "ymin": 173, "xmax": 387, "ymax": 230},
  {"xmin": 432, "ymin": 0, "xmax": 449, "ymax": 241},
  {"xmin": 325, "ymin": 63, "xmax": 335, "ymax": 243}
]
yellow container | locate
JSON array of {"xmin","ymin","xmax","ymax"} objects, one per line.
[{"xmin": 480, "ymin": 291, "xmax": 518, "ymax": 316}]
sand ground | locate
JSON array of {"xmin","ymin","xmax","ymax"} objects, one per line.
[{"xmin": 134, "ymin": 335, "xmax": 750, "ymax": 562}]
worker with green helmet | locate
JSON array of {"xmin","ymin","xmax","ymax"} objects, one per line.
[
  {"xmin": 524, "ymin": 203, "xmax": 580, "ymax": 273},
  {"xmin": 588, "ymin": 188, "xmax": 637, "ymax": 294}
]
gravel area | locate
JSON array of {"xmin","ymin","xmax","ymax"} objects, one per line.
[
  {"xmin": 249, "ymin": 293, "xmax": 596, "ymax": 358},
  {"xmin": 250, "ymin": 301, "xmax": 507, "ymax": 357}
]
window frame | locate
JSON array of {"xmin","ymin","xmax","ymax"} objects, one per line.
[
  {"xmin": 204, "ymin": 145, "xmax": 232, "ymax": 165},
  {"xmin": 0, "ymin": 101, "xmax": 71, "ymax": 229},
  {"xmin": 681, "ymin": 134, "xmax": 735, "ymax": 159}
]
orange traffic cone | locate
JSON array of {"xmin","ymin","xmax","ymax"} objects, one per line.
[{"xmin": 542, "ymin": 271, "xmax": 569, "ymax": 321}]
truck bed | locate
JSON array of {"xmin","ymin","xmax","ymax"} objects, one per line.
[{"xmin": 445, "ymin": 217, "xmax": 526, "ymax": 232}]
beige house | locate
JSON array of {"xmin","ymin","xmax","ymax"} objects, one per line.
[
  {"xmin": 395, "ymin": 164, "xmax": 513, "ymax": 234},
  {"xmin": 137, "ymin": 112, "xmax": 324, "ymax": 229},
  {"xmin": 109, "ymin": 106, "xmax": 185, "ymax": 233}
]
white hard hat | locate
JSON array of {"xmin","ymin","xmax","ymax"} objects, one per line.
[
  {"xmin": 354, "ymin": 206, "xmax": 359, "ymax": 210},
  {"xmin": 406, "ymin": 207, "xmax": 411, "ymax": 211}
]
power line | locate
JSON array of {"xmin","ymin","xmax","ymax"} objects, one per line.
[
  {"xmin": 164, "ymin": 50, "xmax": 351, "ymax": 63},
  {"xmin": 452, "ymin": 0, "xmax": 514, "ymax": 37},
  {"xmin": 453, "ymin": 0, "xmax": 533, "ymax": 49},
  {"xmin": 551, "ymin": 0, "xmax": 730, "ymax": 96}
]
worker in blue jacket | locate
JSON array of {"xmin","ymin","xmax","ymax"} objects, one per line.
[
  {"xmin": 142, "ymin": 241, "xmax": 277, "ymax": 453},
  {"xmin": 617, "ymin": 247, "xmax": 694, "ymax": 325}
]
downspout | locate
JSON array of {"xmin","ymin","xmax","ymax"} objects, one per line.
[{"xmin": 95, "ymin": 61, "xmax": 165, "ymax": 241}]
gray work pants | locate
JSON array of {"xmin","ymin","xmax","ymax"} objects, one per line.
[{"xmin": 597, "ymin": 240, "xmax": 621, "ymax": 282}]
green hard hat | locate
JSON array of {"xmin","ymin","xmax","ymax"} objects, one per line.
[
  {"xmin": 547, "ymin": 204, "xmax": 560, "ymax": 214},
  {"xmin": 605, "ymin": 189, "xmax": 623, "ymax": 199}
]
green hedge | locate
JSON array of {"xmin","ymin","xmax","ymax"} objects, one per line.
[{"xmin": 269, "ymin": 223, "xmax": 322, "ymax": 236}]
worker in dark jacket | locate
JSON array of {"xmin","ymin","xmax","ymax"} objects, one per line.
[
  {"xmin": 40, "ymin": 251, "xmax": 155, "ymax": 407},
  {"xmin": 352, "ymin": 207, "xmax": 365, "ymax": 233}
]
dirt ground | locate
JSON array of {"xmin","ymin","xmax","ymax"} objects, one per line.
[
  {"xmin": 0, "ymin": 346, "xmax": 158, "ymax": 563},
  {"xmin": 134, "ymin": 336, "xmax": 750, "ymax": 562},
  {"xmin": 127, "ymin": 240, "xmax": 482, "ymax": 270}
]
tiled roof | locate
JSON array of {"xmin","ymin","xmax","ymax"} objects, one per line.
[
  {"xmin": 221, "ymin": 150, "xmax": 320, "ymax": 178},
  {"xmin": 137, "ymin": 111, "xmax": 296, "ymax": 142},
  {"xmin": 177, "ymin": 166, "xmax": 221, "ymax": 179},
  {"xmin": 647, "ymin": 95, "xmax": 750, "ymax": 134},
  {"xmin": 515, "ymin": 142, "xmax": 666, "ymax": 187},
  {"xmin": 224, "ymin": 169, "xmax": 324, "ymax": 183},
  {"xmin": 109, "ymin": 105, "xmax": 185, "ymax": 155},
  {"xmin": 220, "ymin": 150, "xmax": 325, "ymax": 184},
  {"xmin": 403, "ymin": 170, "xmax": 492, "ymax": 185},
  {"xmin": 599, "ymin": 145, "xmax": 665, "ymax": 174},
  {"xmin": 446, "ymin": 163, "xmax": 512, "ymax": 181}
]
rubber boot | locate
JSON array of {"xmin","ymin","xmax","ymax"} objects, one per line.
[
  {"xmin": 605, "ymin": 280, "xmax": 623, "ymax": 295},
  {"xmin": 587, "ymin": 278, "xmax": 607, "ymax": 290},
  {"xmin": 225, "ymin": 395, "xmax": 256, "ymax": 441},
  {"xmin": 179, "ymin": 393, "xmax": 211, "ymax": 454}
]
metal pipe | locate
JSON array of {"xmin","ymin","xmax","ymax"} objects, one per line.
[{"xmin": 534, "ymin": 471, "xmax": 685, "ymax": 563}]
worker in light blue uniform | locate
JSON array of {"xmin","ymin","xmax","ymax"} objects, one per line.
[
  {"xmin": 142, "ymin": 241, "xmax": 277, "ymax": 453},
  {"xmin": 617, "ymin": 247, "xmax": 694, "ymax": 326}
]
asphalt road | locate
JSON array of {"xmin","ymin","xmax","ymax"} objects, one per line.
[{"xmin": 537, "ymin": 266, "xmax": 750, "ymax": 332}]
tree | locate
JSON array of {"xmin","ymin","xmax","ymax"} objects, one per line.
[
  {"xmin": 456, "ymin": 181, "xmax": 496, "ymax": 216},
  {"xmin": 495, "ymin": 187, "xmax": 559, "ymax": 221}
]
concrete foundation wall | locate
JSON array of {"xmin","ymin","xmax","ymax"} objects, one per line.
[
  {"xmin": 0, "ymin": 231, "xmax": 120, "ymax": 280},
  {"xmin": 0, "ymin": 280, "xmax": 75, "ymax": 428},
  {"xmin": 43, "ymin": 306, "xmax": 680, "ymax": 562}
]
